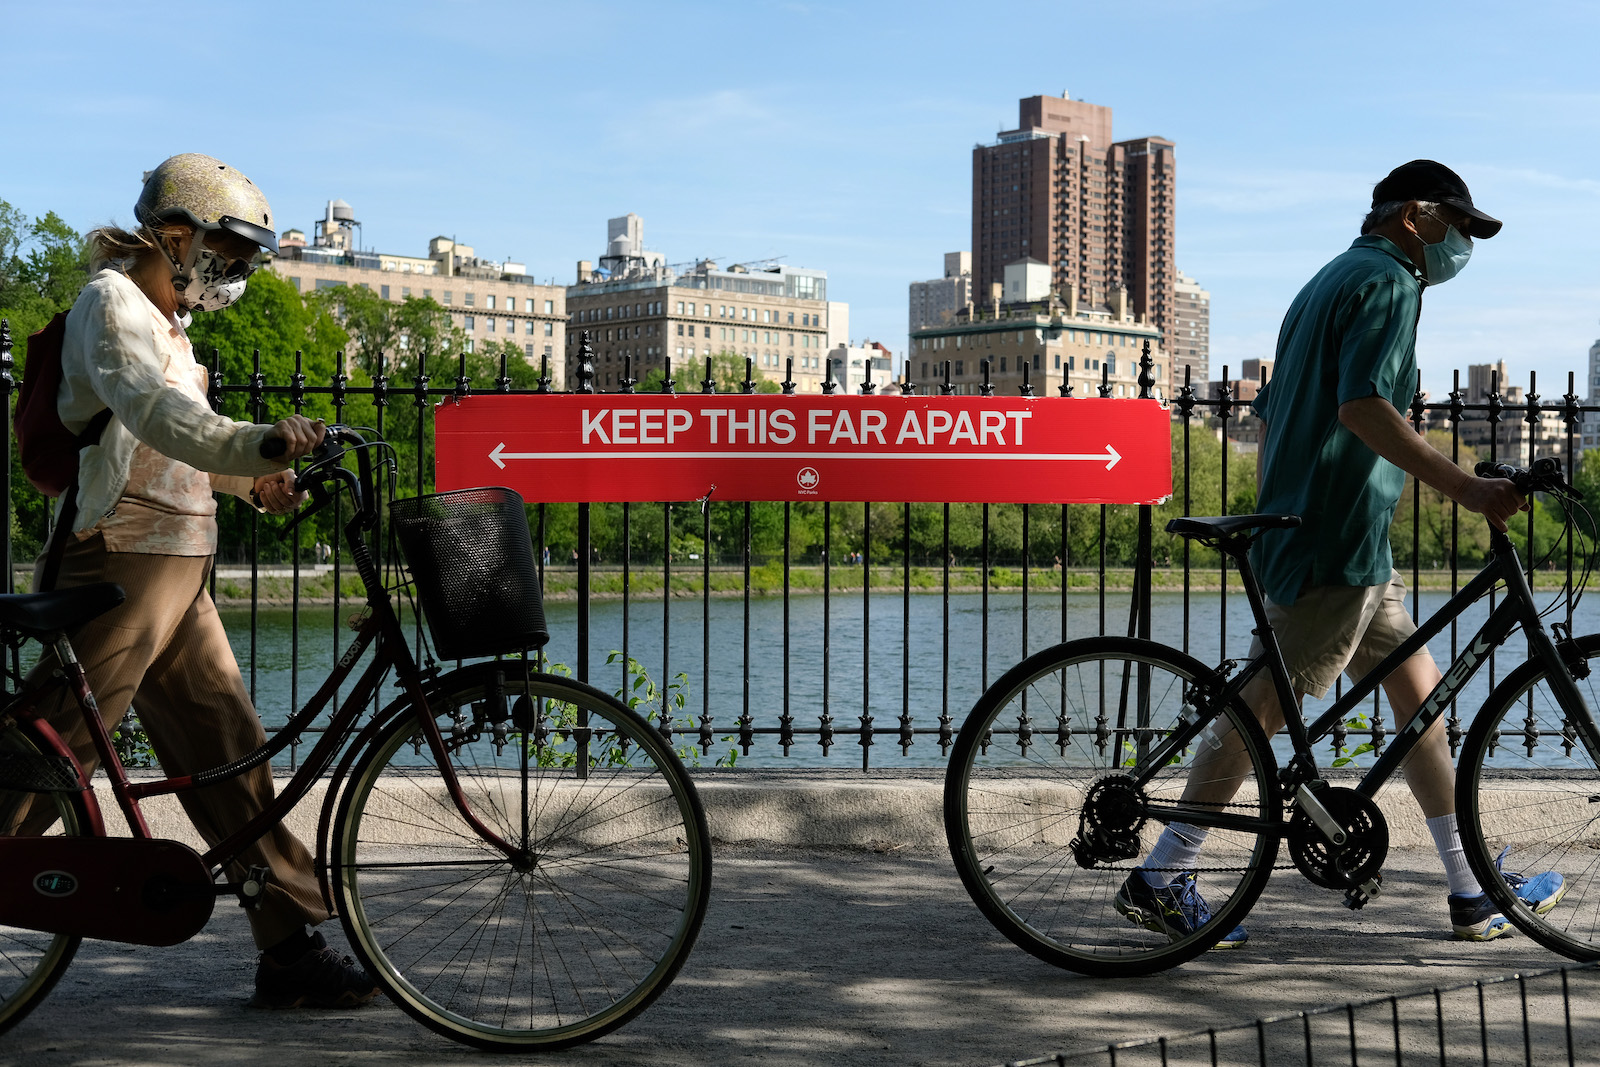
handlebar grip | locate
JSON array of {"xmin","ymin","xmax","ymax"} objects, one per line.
[{"xmin": 259, "ymin": 436, "xmax": 287, "ymax": 460}]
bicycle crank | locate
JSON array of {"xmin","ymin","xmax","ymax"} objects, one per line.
[
  {"xmin": 0, "ymin": 836, "xmax": 214, "ymax": 946},
  {"xmin": 1287, "ymin": 785, "xmax": 1388, "ymax": 899}
]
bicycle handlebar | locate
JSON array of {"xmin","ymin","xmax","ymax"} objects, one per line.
[{"xmin": 1474, "ymin": 456, "xmax": 1584, "ymax": 500}]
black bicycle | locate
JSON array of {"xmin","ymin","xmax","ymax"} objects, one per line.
[
  {"xmin": 0, "ymin": 426, "xmax": 711, "ymax": 1048},
  {"xmin": 945, "ymin": 457, "xmax": 1600, "ymax": 975}
]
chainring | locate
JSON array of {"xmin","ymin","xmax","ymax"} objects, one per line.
[
  {"xmin": 1287, "ymin": 786, "xmax": 1389, "ymax": 890},
  {"xmin": 1070, "ymin": 774, "xmax": 1149, "ymax": 869}
]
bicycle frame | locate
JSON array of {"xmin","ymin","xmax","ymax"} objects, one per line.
[
  {"xmin": 4, "ymin": 439, "xmax": 523, "ymax": 904},
  {"xmin": 1131, "ymin": 527, "xmax": 1600, "ymax": 834}
]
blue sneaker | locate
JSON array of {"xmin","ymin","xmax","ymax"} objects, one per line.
[
  {"xmin": 1116, "ymin": 871, "xmax": 1249, "ymax": 949},
  {"xmin": 1495, "ymin": 846, "xmax": 1566, "ymax": 915},
  {"xmin": 1449, "ymin": 848, "xmax": 1566, "ymax": 941}
]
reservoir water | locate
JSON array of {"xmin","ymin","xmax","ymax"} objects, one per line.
[{"xmin": 217, "ymin": 582, "xmax": 1600, "ymax": 769}]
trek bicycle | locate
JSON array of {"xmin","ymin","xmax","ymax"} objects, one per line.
[
  {"xmin": 945, "ymin": 456, "xmax": 1600, "ymax": 976},
  {"xmin": 0, "ymin": 425, "xmax": 711, "ymax": 1049}
]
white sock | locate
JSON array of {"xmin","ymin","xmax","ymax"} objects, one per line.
[
  {"xmin": 1427, "ymin": 813, "xmax": 1478, "ymax": 896},
  {"xmin": 1140, "ymin": 823, "xmax": 1208, "ymax": 885}
]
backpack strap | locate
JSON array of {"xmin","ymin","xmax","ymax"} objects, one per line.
[{"xmin": 38, "ymin": 408, "xmax": 114, "ymax": 594}]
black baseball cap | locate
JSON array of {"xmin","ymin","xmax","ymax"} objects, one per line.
[{"xmin": 1372, "ymin": 160, "xmax": 1502, "ymax": 238}]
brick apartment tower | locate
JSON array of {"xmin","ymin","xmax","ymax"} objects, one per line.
[{"xmin": 972, "ymin": 93, "xmax": 1176, "ymax": 340}]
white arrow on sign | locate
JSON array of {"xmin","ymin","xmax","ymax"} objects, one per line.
[
  {"xmin": 489, "ymin": 442, "xmax": 1122, "ymax": 470},
  {"xmin": 489, "ymin": 443, "xmax": 543, "ymax": 469},
  {"xmin": 1064, "ymin": 444, "xmax": 1121, "ymax": 470}
]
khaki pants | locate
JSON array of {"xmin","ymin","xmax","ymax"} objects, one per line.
[{"xmin": 20, "ymin": 534, "xmax": 328, "ymax": 948}]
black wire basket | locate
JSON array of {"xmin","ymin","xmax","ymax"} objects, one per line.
[{"xmin": 388, "ymin": 487, "xmax": 549, "ymax": 660}]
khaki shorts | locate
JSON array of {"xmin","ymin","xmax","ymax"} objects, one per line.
[{"xmin": 1246, "ymin": 570, "xmax": 1431, "ymax": 699}]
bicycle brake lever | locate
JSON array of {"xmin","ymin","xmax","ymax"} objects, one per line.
[{"xmin": 277, "ymin": 482, "xmax": 333, "ymax": 541}]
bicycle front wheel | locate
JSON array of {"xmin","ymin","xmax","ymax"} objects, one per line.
[
  {"xmin": 0, "ymin": 721, "xmax": 91, "ymax": 1035},
  {"xmin": 946, "ymin": 637, "xmax": 1281, "ymax": 976},
  {"xmin": 332, "ymin": 663, "xmax": 711, "ymax": 1051},
  {"xmin": 1458, "ymin": 633, "xmax": 1600, "ymax": 960}
]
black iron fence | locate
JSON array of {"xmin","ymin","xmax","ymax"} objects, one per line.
[
  {"xmin": 995, "ymin": 961, "xmax": 1600, "ymax": 1067},
  {"xmin": 2, "ymin": 319, "xmax": 1594, "ymax": 770}
]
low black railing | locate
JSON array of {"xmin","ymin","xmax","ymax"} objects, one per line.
[
  {"xmin": 997, "ymin": 961, "xmax": 1600, "ymax": 1067},
  {"xmin": 1, "ymin": 318, "xmax": 1592, "ymax": 770}
]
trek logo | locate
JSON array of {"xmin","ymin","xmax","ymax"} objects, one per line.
[
  {"xmin": 33, "ymin": 870, "xmax": 77, "ymax": 897},
  {"xmin": 1415, "ymin": 633, "xmax": 1495, "ymax": 725}
]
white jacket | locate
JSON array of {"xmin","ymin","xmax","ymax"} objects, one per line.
[{"xmin": 58, "ymin": 269, "xmax": 284, "ymax": 536}]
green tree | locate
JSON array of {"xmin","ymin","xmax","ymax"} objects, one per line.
[
  {"xmin": 637, "ymin": 350, "xmax": 780, "ymax": 394},
  {"xmin": 0, "ymin": 202, "xmax": 90, "ymax": 560}
]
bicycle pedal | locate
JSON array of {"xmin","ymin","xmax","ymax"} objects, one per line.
[
  {"xmin": 233, "ymin": 865, "xmax": 272, "ymax": 911},
  {"xmin": 1342, "ymin": 874, "xmax": 1383, "ymax": 910}
]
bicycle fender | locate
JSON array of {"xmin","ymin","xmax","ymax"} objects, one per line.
[{"xmin": 0, "ymin": 836, "xmax": 213, "ymax": 946}]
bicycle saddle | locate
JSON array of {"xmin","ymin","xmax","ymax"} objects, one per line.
[
  {"xmin": 1166, "ymin": 515, "xmax": 1301, "ymax": 540},
  {"xmin": 0, "ymin": 582, "xmax": 125, "ymax": 639}
]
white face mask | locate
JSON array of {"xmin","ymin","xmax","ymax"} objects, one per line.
[{"xmin": 163, "ymin": 233, "xmax": 255, "ymax": 312}]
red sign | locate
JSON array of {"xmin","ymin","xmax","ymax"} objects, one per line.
[{"xmin": 434, "ymin": 394, "xmax": 1172, "ymax": 504}]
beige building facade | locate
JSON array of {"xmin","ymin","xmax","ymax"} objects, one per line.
[
  {"xmin": 269, "ymin": 201, "xmax": 566, "ymax": 387},
  {"xmin": 565, "ymin": 214, "xmax": 840, "ymax": 392},
  {"xmin": 909, "ymin": 290, "xmax": 1168, "ymax": 398},
  {"xmin": 1172, "ymin": 270, "xmax": 1211, "ymax": 389}
]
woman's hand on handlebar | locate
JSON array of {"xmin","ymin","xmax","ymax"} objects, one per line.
[
  {"xmin": 251, "ymin": 470, "xmax": 307, "ymax": 515},
  {"xmin": 267, "ymin": 416, "xmax": 327, "ymax": 462}
]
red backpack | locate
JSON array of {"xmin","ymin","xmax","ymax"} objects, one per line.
[{"xmin": 14, "ymin": 311, "xmax": 111, "ymax": 497}]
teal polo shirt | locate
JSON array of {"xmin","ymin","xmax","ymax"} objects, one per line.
[{"xmin": 1249, "ymin": 235, "xmax": 1424, "ymax": 606}]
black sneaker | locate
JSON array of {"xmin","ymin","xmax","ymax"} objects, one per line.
[{"xmin": 249, "ymin": 931, "xmax": 382, "ymax": 1009}]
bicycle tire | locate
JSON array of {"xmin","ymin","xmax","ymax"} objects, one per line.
[
  {"xmin": 0, "ymin": 722, "xmax": 91, "ymax": 1035},
  {"xmin": 945, "ymin": 637, "xmax": 1282, "ymax": 977},
  {"xmin": 1457, "ymin": 632, "xmax": 1600, "ymax": 960},
  {"xmin": 331, "ymin": 662, "xmax": 712, "ymax": 1051}
]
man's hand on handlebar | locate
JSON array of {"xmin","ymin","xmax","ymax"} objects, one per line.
[
  {"xmin": 251, "ymin": 470, "xmax": 306, "ymax": 515},
  {"xmin": 267, "ymin": 416, "xmax": 327, "ymax": 462},
  {"xmin": 1457, "ymin": 476, "xmax": 1528, "ymax": 532}
]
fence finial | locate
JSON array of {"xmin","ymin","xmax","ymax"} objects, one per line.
[{"xmin": 577, "ymin": 330, "xmax": 595, "ymax": 394}]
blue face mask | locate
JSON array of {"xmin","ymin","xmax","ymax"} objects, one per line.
[{"xmin": 1420, "ymin": 213, "xmax": 1473, "ymax": 285}]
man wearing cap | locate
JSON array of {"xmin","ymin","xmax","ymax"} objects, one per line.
[{"xmin": 1118, "ymin": 161, "xmax": 1564, "ymax": 949}]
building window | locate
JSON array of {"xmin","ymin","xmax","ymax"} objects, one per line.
[
  {"xmin": 544, "ymin": 322, "xmax": 553, "ymax": 336},
  {"xmin": 543, "ymin": 345, "xmax": 552, "ymax": 357},
  {"xmin": 443, "ymin": 291, "xmax": 452, "ymax": 304},
  {"xmin": 380, "ymin": 285, "xmax": 390, "ymax": 300},
  {"xmin": 955, "ymin": 360, "xmax": 964, "ymax": 376},
  {"xmin": 787, "ymin": 312, "xmax": 794, "ymax": 324},
  {"xmin": 288, "ymin": 276, "xmax": 301, "ymax": 291},
  {"xmin": 315, "ymin": 278, "xmax": 339, "ymax": 290},
  {"xmin": 401, "ymin": 286, "xmax": 411, "ymax": 298},
  {"xmin": 676, "ymin": 301, "xmax": 685, "ymax": 314},
  {"xmin": 465, "ymin": 338, "xmax": 475, "ymax": 353},
  {"xmin": 487, "ymin": 318, "xmax": 495, "ymax": 332},
  {"xmin": 465, "ymin": 292, "xmax": 475, "ymax": 306},
  {"xmin": 423, "ymin": 289, "xmax": 432, "ymax": 299},
  {"xmin": 486, "ymin": 295, "xmax": 496, "ymax": 309},
  {"xmin": 525, "ymin": 321, "xmax": 535, "ymax": 335},
  {"xmin": 544, "ymin": 299, "xmax": 554, "ymax": 313},
  {"xmin": 464, "ymin": 315, "xmax": 475, "ymax": 330}
]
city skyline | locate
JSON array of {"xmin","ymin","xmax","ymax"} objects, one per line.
[{"xmin": 2, "ymin": 1, "xmax": 1596, "ymax": 401}]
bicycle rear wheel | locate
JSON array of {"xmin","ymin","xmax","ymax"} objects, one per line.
[
  {"xmin": 1457, "ymin": 633, "xmax": 1600, "ymax": 960},
  {"xmin": 946, "ymin": 637, "xmax": 1281, "ymax": 976},
  {"xmin": 331, "ymin": 663, "xmax": 711, "ymax": 1051},
  {"xmin": 0, "ymin": 722, "xmax": 90, "ymax": 1035}
]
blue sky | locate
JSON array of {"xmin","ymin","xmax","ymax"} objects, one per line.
[{"xmin": 4, "ymin": 1, "xmax": 1597, "ymax": 399}]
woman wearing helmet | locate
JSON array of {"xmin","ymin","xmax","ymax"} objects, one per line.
[{"xmin": 22, "ymin": 154, "xmax": 377, "ymax": 1008}]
